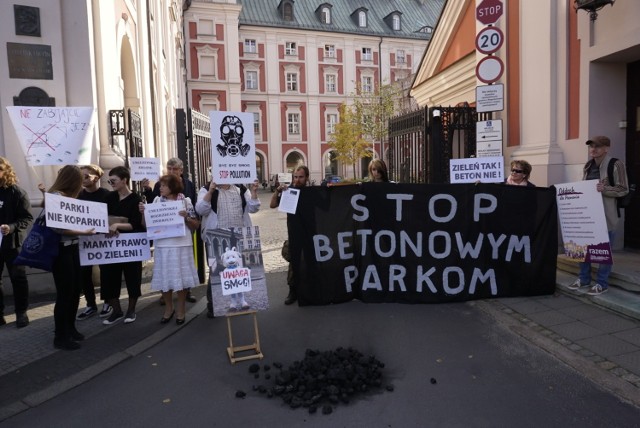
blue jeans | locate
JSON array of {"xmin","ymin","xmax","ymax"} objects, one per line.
[{"xmin": 579, "ymin": 231, "xmax": 614, "ymax": 288}]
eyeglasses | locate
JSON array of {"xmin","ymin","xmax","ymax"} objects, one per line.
[
  {"xmin": 107, "ymin": 178, "xmax": 118, "ymax": 185},
  {"xmin": 511, "ymin": 169, "xmax": 524, "ymax": 174}
]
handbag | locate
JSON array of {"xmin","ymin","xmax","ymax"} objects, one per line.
[{"xmin": 14, "ymin": 215, "xmax": 61, "ymax": 272}]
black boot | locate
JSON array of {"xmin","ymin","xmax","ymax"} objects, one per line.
[{"xmin": 284, "ymin": 287, "xmax": 297, "ymax": 305}]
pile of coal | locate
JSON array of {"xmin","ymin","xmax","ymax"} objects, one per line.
[{"xmin": 243, "ymin": 347, "xmax": 392, "ymax": 414}]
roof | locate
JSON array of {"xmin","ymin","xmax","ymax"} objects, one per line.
[{"xmin": 238, "ymin": 0, "xmax": 445, "ymax": 40}]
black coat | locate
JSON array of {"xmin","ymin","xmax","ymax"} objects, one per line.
[{"xmin": 0, "ymin": 185, "xmax": 33, "ymax": 250}]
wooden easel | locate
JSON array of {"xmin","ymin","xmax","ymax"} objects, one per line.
[{"xmin": 225, "ymin": 310, "xmax": 263, "ymax": 364}]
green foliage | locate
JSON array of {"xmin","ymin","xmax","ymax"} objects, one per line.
[
  {"xmin": 328, "ymin": 104, "xmax": 371, "ymax": 179},
  {"xmin": 351, "ymin": 81, "xmax": 401, "ymax": 147}
]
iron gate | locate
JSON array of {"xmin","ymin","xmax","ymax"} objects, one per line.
[
  {"xmin": 388, "ymin": 105, "xmax": 486, "ymax": 183},
  {"xmin": 176, "ymin": 108, "xmax": 211, "ymax": 190}
]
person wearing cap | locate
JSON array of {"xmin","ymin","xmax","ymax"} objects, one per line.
[{"xmin": 569, "ymin": 136, "xmax": 629, "ymax": 296}]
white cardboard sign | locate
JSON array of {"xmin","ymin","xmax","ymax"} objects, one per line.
[
  {"xmin": 209, "ymin": 111, "xmax": 257, "ymax": 184},
  {"xmin": 6, "ymin": 106, "xmax": 96, "ymax": 166},
  {"xmin": 79, "ymin": 233, "xmax": 151, "ymax": 266},
  {"xmin": 44, "ymin": 193, "xmax": 108, "ymax": 233},
  {"xmin": 129, "ymin": 157, "xmax": 161, "ymax": 181},
  {"xmin": 449, "ymin": 156, "xmax": 504, "ymax": 183}
]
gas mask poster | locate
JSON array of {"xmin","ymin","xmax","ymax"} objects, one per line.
[{"xmin": 209, "ymin": 111, "xmax": 257, "ymax": 184}]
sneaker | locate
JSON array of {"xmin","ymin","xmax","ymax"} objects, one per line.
[
  {"xmin": 102, "ymin": 311, "xmax": 124, "ymax": 325},
  {"xmin": 568, "ymin": 279, "xmax": 587, "ymax": 290},
  {"xmin": 99, "ymin": 304, "xmax": 113, "ymax": 318},
  {"xmin": 124, "ymin": 312, "xmax": 137, "ymax": 324},
  {"xmin": 587, "ymin": 284, "xmax": 608, "ymax": 296},
  {"xmin": 76, "ymin": 306, "xmax": 98, "ymax": 320}
]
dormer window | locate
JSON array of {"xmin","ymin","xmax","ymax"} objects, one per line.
[
  {"xmin": 358, "ymin": 11, "xmax": 367, "ymax": 27},
  {"xmin": 392, "ymin": 15, "xmax": 400, "ymax": 31},
  {"xmin": 384, "ymin": 11, "xmax": 403, "ymax": 31},
  {"xmin": 278, "ymin": 0, "xmax": 295, "ymax": 22},
  {"xmin": 316, "ymin": 3, "xmax": 333, "ymax": 24},
  {"xmin": 322, "ymin": 7, "xmax": 331, "ymax": 24}
]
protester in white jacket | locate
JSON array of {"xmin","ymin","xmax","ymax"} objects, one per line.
[{"xmin": 195, "ymin": 180, "xmax": 260, "ymax": 317}]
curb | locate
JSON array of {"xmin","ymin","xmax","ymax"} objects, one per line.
[{"xmin": 0, "ymin": 297, "xmax": 207, "ymax": 422}]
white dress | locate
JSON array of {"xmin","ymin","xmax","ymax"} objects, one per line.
[{"xmin": 150, "ymin": 196, "xmax": 200, "ymax": 292}]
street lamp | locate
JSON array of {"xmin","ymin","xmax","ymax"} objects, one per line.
[{"xmin": 574, "ymin": 0, "xmax": 615, "ymax": 22}]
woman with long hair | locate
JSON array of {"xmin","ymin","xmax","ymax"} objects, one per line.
[
  {"xmin": 139, "ymin": 174, "xmax": 199, "ymax": 325},
  {"xmin": 368, "ymin": 159, "xmax": 390, "ymax": 183},
  {"xmin": 0, "ymin": 157, "xmax": 33, "ymax": 328},
  {"xmin": 47, "ymin": 165, "xmax": 96, "ymax": 350}
]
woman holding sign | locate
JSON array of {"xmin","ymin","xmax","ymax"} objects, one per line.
[
  {"xmin": 100, "ymin": 166, "xmax": 145, "ymax": 326},
  {"xmin": 139, "ymin": 174, "xmax": 200, "ymax": 324},
  {"xmin": 47, "ymin": 166, "xmax": 96, "ymax": 350}
]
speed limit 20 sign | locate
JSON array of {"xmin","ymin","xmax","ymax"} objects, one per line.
[{"xmin": 475, "ymin": 27, "xmax": 504, "ymax": 55}]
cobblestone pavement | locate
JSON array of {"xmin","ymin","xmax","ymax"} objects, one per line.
[
  {"xmin": 1, "ymin": 188, "xmax": 640, "ymax": 416},
  {"xmin": 0, "ymin": 189, "xmax": 287, "ymax": 379}
]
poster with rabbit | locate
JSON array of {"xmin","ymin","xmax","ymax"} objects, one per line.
[{"xmin": 204, "ymin": 225, "xmax": 268, "ymax": 316}]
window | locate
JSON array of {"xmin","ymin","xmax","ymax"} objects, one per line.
[
  {"xmin": 325, "ymin": 74, "xmax": 336, "ymax": 93},
  {"xmin": 198, "ymin": 19, "xmax": 214, "ymax": 36},
  {"xmin": 392, "ymin": 15, "xmax": 400, "ymax": 31},
  {"xmin": 362, "ymin": 47, "xmax": 372, "ymax": 61},
  {"xmin": 322, "ymin": 7, "xmax": 331, "ymax": 24},
  {"xmin": 285, "ymin": 42, "xmax": 297, "ymax": 56},
  {"xmin": 358, "ymin": 11, "xmax": 367, "ymax": 27},
  {"xmin": 324, "ymin": 44, "xmax": 335, "ymax": 58},
  {"xmin": 286, "ymin": 73, "xmax": 298, "ymax": 91},
  {"xmin": 288, "ymin": 113, "xmax": 300, "ymax": 134},
  {"xmin": 246, "ymin": 71, "xmax": 258, "ymax": 90},
  {"xmin": 362, "ymin": 76, "xmax": 373, "ymax": 93},
  {"xmin": 327, "ymin": 114, "xmax": 337, "ymax": 135},
  {"xmin": 396, "ymin": 49, "xmax": 405, "ymax": 64},
  {"xmin": 244, "ymin": 39, "xmax": 257, "ymax": 54},
  {"xmin": 253, "ymin": 112, "xmax": 260, "ymax": 134}
]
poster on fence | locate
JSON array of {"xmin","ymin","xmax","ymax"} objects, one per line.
[
  {"xmin": 6, "ymin": 106, "xmax": 96, "ymax": 166},
  {"xmin": 209, "ymin": 111, "xmax": 257, "ymax": 184},
  {"xmin": 129, "ymin": 157, "xmax": 161, "ymax": 182},
  {"xmin": 287, "ymin": 182, "xmax": 558, "ymax": 306},
  {"xmin": 143, "ymin": 200, "xmax": 186, "ymax": 239},
  {"xmin": 204, "ymin": 226, "xmax": 268, "ymax": 317},
  {"xmin": 79, "ymin": 233, "xmax": 151, "ymax": 266},
  {"xmin": 449, "ymin": 156, "xmax": 504, "ymax": 183},
  {"xmin": 556, "ymin": 180, "xmax": 612, "ymax": 264},
  {"xmin": 44, "ymin": 193, "xmax": 108, "ymax": 233}
]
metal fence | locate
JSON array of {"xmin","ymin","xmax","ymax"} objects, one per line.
[{"xmin": 388, "ymin": 105, "xmax": 482, "ymax": 183}]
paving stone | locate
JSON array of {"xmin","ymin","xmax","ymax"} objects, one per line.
[{"xmin": 548, "ymin": 321, "xmax": 605, "ymax": 341}]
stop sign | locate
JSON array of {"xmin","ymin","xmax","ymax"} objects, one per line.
[{"xmin": 476, "ymin": 0, "xmax": 504, "ymax": 26}]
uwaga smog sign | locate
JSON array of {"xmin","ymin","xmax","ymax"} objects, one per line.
[{"xmin": 209, "ymin": 111, "xmax": 257, "ymax": 185}]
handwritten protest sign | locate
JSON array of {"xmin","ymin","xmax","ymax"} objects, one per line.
[
  {"xmin": 79, "ymin": 233, "xmax": 151, "ymax": 266},
  {"xmin": 144, "ymin": 200, "xmax": 186, "ymax": 239},
  {"xmin": 44, "ymin": 193, "xmax": 108, "ymax": 233},
  {"xmin": 6, "ymin": 106, "xmax": 96, "ymax": 166},
  {"xmin": 220, "ymin": 267, "xmax": 252, "ymax": 296},
  {"xmin": 129, "ymin": 157, "xmax": 161, "ymax": 181},
  {"xmin": 278, "ymin": 172, "xmax": 292, "ymax": 184},
  {"xmin": 210, "ymin": 111, "xmax": 257, "ymax": 184},
  {"xmin": 449, "ymin": 156, "xmax": 504, "ymax": 183}
]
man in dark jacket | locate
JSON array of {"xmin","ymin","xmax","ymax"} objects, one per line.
[{"xmin": 0, "ymin": 157, "xmax": 33, "ymax": 328}]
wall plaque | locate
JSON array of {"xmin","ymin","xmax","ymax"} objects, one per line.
[
  {"xmin": 7, "ymin": 42, "xmax": 53, "ymax": 80},
  {"xmin": 14, "ymin": 5, "xmax": 41, "ymax": 37}
]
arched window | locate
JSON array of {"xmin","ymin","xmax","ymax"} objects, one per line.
[
  {"xmin": 392, "ymin": 15, "xmax": 400, "ymax": 31},
  {"xmin": 358, "ymin": 11, "xmax": 367, "ymax": 27}
]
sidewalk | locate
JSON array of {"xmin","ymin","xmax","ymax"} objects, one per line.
[{"xmin": 1, "ymin": 191, "xmax": 639, "ymax": 420}]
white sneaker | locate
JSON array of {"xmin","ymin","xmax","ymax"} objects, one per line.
[
  {"xmin": 568, "ymin": 279, "xmax": 587, "ymax": 290},
  {"xmin": 587, "ymin": 284, "xmax": 608, "ymax": 296},
  {"xmin": 240, "ymin": 298, "xmax": 250, "ymax": 309}
]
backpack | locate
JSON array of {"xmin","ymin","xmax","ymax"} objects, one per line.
[{"xmin": 607, "ymin": 157, "xmax": 636, "ymax": 215}]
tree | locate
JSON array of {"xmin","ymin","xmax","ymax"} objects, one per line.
[
  {"xmin": 351, "ymin": 81, "xmax": 401, "ymax": 158},
  {"xmin": 328, "ymin": 104, "xmax": 371, "ymax": 180}
]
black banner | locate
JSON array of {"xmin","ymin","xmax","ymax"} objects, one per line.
[{"xmin": 288, "ymin": 183, "xmax": 558, "ymax": 305}]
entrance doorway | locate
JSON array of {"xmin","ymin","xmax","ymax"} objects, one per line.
[{"xmin": 624, "ymin": 60, "xmax": 640, "ymax": 248}]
